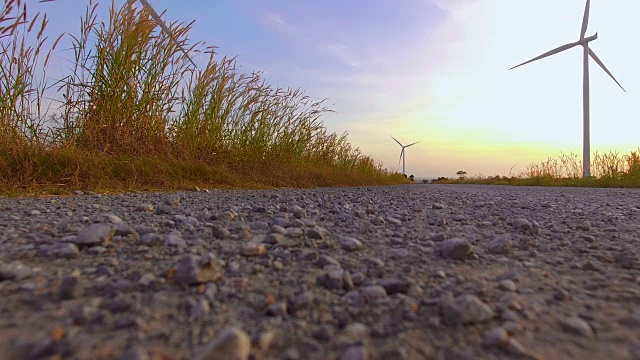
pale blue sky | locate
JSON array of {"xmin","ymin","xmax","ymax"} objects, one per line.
[{"xmin": 29, "ymin": 0, "xmax": 640, "ymax": 177}]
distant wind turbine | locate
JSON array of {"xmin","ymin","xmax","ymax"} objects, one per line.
[
  {"xmin": 390, "ymin": 135, "xmax": 419, "ymax": 175},
  {"xmin": 510, "ymin": 0, "xmax": 625, "ymax": 178}
]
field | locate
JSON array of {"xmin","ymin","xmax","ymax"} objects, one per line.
[
  {"xmin": 432, "ymin": 150, "xmax": 640, "ymax": 188},
  {"xmin": 0, "ymin": 0, "xmax": 407, "ymax": 196}
]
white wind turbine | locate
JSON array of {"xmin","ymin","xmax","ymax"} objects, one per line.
[
  {"xmin": 390, "ymin": 135, "xmax": 419, "ymax": 175},
  {"xmin": 510, "ymin": 0, "xmax": 625, "ymax": 178}
]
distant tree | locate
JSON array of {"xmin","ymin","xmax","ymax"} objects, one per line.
[
  {"xmin": 409, "ymin": 175, "xmax": 415, "ymax": 181},
  {"xmin": 422, "ymin": 179, "xmax": 429, "ymax": 184},
  {"xmin": 456, "ymin": 170, "xmax": 467, "ymax": 179},
  {"xmin": 403, "ymin": 174, "xmax": 408, "ymax": 178}
]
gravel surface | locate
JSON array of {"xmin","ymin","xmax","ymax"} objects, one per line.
[{"xmin": 1, "ymin": 184, "xmax": 639, "ymax": 360}]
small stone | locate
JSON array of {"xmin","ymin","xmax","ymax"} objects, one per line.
[
  {"xmin": 74, "ymin": 224, "xmax": 115, "ymax": 247},
  {"xmin": 0, "ymin": 261, "xmax": 32, "ymax": 281},
  {"xmin": 360, "ymin": 285, "xmax": 387, "ymax": 301},
  {"xmin": 106, "ymin": 214, "xmax": 123, "ymax": 224},
  {"xmin": 560, "ymin": 317, "xmax": 594, "ymax": 338},
  {"xmin": 431, "ymin": 233, "xmax": 446, "ymax": 242},
  {"xmin": 121, "ymin": 344, "xmax": 150, "ymax": 360},
  {"xmin": 340, "ymin": 344, "xmax": 368, "ymax": 360},
  {"xmin": 160, "ymin": 230, "xmax": 183, "ymax": 245},
  {"xmin": 311, "ymin": 326, "xmax": 333, "ymax": 341},
  {"xmin": 318, "ymin": 268, "xmax": 346, "ymax": 290},
  {"xmin": 257, "ymin": 330, "xmax": 276, "ymax": 351},
  {"xmin": 165, "ymin": 194, "xmax": 181, "ymax": 206},
  {"xmin": 287, "ymin": 227, "xmax": 304, "ymax": 238},
  {"xmin": 155, "ymin": 204, "xmax": 173, "ymax": 215},
  {"xmin": 263, "ymin": 233, "xmax": 284, "ymax": 245},
  {"xmin": 140, "ymin": 233, "xmax": 163, "ymax": 246},
  {"xmin": 241, "ymin": 243, "xmax": 265, "ymax": 257},
  {"xmin": 212, "ymin": 225, "xmax": 231, "ymax": 239},
  {"xmin": 432, "ymin": 203, "xmax": 445, "ymax": 210},
  {"xmin": 378, "ymin": 278, "xmax": 410, "ymax": 295},
  {"xmin": 175, "ymin": 254, "xmax": 222, "ymax": 287},
  {"xmin": 138, "ymin": 273, "xmax": 156, "ymax": 287},
  {"xmin": 387, "ymin": 217, "xmax": 402, "ymax": 226},
  {"xmin": 513, "ymin": 218, "xmax": 532, "ymax": 231},
  {"xmin": 292, "ymin": 291, "xmax": 314, "ymax": 309},
  {"xmin": 482, "ymin": 327, "xmax": 509, "ymax": 347},
  {"xmin": 190, "ymin": 297, "xmax": 211, "ymax": 319},
  {"xmin": 136, "ymin": 203, "xmax": 154, "ymax": 212},
  {"xmin": 440, "ymin": 294, "xmax": 494, "ymax": 326},
  {"xmin": 266, "ymin": 302, "xmax": 288, "ymax": 316},
  {"xmin": 452, "ymin": 214, "xmax": 465, "ymax": 221},
  {"xmin": 499, "ymin": 280, "xmax": 517, "ymax": 292},
  {"xmin": 437, "ymin": 238, "xmax": 472, "ymax": 260},
  {"xmin": 487, "ymin": 235, "xmax": 512, "ymax": 254},
  {"xmin": 59, "ymin": 275, "xmax": 84, "ymax": 300},
  {"xmin": 317, "ymin": 254, "xmax": 340, "ymax": 268},
  {"xmin": 271, "ymin": 225, "xmax": 287, "ymax": 235},
  {"xmin": 577, "ymin": 220, "xmax": 592, "ymax": 231},
  {"xmin": 40, "ymin": 243, "xmax": 80, "ymax": 259},
  {"xmin": 504, "ymin": 338, "xmax": 536, "ymax": 358},
  {"xmin": 339, "ymin": 236, "xmax": 364, "ymax": 251},
  {"xmin": 306, "ymin": 228, "xmax": 325, "ymax": 240},
  {"xmin": 197, "ymin": 327, "xmax": 251, "ymax": 360}
]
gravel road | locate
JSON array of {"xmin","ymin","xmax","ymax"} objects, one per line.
[{"xmin": 1, "ymin": 184, "xmax": 639, "ymax": 360}]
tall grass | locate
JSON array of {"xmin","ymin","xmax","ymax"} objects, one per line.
[
  {"xmin": 0, "ymin": 0, "xmax": 405, "ymax": 194},
  {"xmin": 433, "ymin": 149, "xmax": 640, "ymax": 188}
]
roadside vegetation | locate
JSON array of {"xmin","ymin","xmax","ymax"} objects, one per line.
[
  {"xmin": 432, "ymin": 150, "xmax": 640, "ymax": 188},
  {"xmin": 0, "ymin": 0, "xmax": 407, "ymax": 196}
]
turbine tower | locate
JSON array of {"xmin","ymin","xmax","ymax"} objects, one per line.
[
  {"xmin": 390, "ymin": 135, "xmax": 419, "ymax": 176},
  {"xmin": 510, "ymin": 0, "xmax": 625, "ymax": 178}
]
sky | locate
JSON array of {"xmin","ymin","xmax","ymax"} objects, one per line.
[{"xmin": 29, "ymin": 0, "xmax": 640, "ymax": 177}]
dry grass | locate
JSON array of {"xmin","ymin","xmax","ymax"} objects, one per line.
[
  {"xmin": 0, "ymin": 0, "xmax": 407, "ymax": 196},
  {"xmin": 433, "ymin": 149, "xmax": 640, "ymax": 188}
]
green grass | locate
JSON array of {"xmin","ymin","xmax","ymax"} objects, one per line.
[
  {"xmin": 0, "ymin": 0, "xmax": 408, "ymax": 196},
  {"xmin": 432, "ymin": 150, "xmax": 640, "ymax": 188}
]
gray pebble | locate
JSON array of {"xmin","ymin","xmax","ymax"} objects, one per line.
[
  {"xmin": 437, "ymin": 238, "xmax": 472, "ymax": 260},
  {"xmin": 197, "ymin": 327, "xmax": 251, "ymax": 360},
  {"xmin": 74, "ymin": 224, "xmax": 115, "ymax": 247},
  {"xmin": 441, "ymin": 294, "xmax": 494, "ymax": 326},
  {"xmin": 559, "ymin": 317, "xmax": 594, "ymax": 338}
]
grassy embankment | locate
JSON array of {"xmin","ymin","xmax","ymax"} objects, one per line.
[
  {"xmin": 0, "ymin": 0, "xmax": 407, "ymax": 196},
  {"xmin": 432, "ymin": 151, "xmax": 640, "ymax": 188}
]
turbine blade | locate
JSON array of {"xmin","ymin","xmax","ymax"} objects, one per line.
[
  {"xmin": 398, "ymin": 149, "xmax": 404, "ymax": 165},
  {"xmin": 509, "ymin": 41, "xmax": 580, "ymax": 70},
  {"xmin": 588, "ymin": 49, "xmax": 626, "ymax": 92},
  {"xmin": 390, "ymin": 135, "xmax": 403, "ymax": 147},
  {"xmin": 580, "ymin": 0, "xmax": 591, "ymax": 40},
  {"xmin": 138, "ymin": 0, "xmax": 197, "ymax": 68},
  {"xmin": 405, "ymin": 141, "xmax": 420, "ymax": 147}
]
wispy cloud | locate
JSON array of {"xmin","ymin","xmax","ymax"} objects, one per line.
[
  {"xmin": 319, "ymin": 43, "xmax": 360, "ymax": 67},
  {"xmin": 261, "ymin": 10, "xmax": 301, "ymax": 38}
]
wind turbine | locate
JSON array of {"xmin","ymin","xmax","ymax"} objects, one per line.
[
  {"xmin": 390, "ymin": 135, "xmax": 419, "ymax": 175},
  {"xmin": 510, "ymin": 0, "xmax": 625, "ymax": 178}
]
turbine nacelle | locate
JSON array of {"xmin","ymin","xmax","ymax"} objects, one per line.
[{"xmin": 579, "ymin": 33, "xmax": 598, "ymax": 45}]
